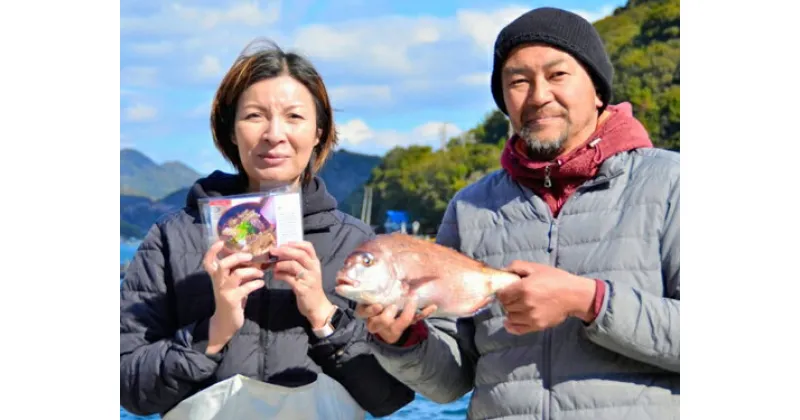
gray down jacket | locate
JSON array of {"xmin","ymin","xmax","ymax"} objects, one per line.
[{"xmin": 369, "ymin": 148, "xmax": 680, "ymax": 420}]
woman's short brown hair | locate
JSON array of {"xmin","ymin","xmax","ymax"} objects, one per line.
[{"xmin": 210, "ymin": 38, "xmax": 338, "ymax": 185}]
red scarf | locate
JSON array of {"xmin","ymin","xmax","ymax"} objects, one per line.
[{"xmin": 500, "ymin": 102, "xmax": 654, "ymax": 217}]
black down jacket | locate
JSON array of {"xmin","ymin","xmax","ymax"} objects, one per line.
[{"xmin": 120, "ymin": 171, "xmax": 414, "ymax": 417}]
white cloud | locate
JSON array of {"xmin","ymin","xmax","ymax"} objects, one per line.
[
  {"xmin": 130, "ymin": 41, "xmax": 176, "ymax": 56},
  {"xmin": 196, "ymin": 55, "xmax": 223, "ymax": 80},
  {"xmin": 337, "ymin": 119, "xmax": 373, "ymax": 146},
  {"xmin": 457, "ymin": 4, "xmax": 620, "ymax": 55},
  {"xmin": 291, "ymin": 15, "xmax": 457, "ymax": 75},
  {"xmin": 121, "ymin": 1, "xmax": 282, "ymax": 36},
  {"xmin": 124, "ymin": 104, "xmax": 158, "ymax": 122},
  {"xmin": 292, "ymin": 24, "xmax": 357, "ymax": 60},
  {"xmin": 122, "ymin": 2, "xmax": 286, "ymax": 84},
  {"xmin": 413, "ymin": 122, "xmax": 461, "ymax": 139},
  {"xmin": 123, "ymin": 2, "xmax": 620, "ymax": 86},
  {"xmin": 456, "ymin": 6, "xmax": 531, "ymax": 55},
  {"xmin": 337, "ymin": 119, "xmax": 462, "ymax": 153},
  {"xmin": 292, "ymin": 3, "xmax": 618, "ymax": 76},
  {"xmin": 121, "ymin": 66, "xmax": 158, "ymax": 87},
  {"xmin": 217, "ymin": 1, "xmax": 281, "ymax": 27},
  {"xmin": 120, "ymin": 2, "xmax": 623, "ymax": 155},
  {"xmin": 413, "ymin": 25, "xmax": 441, "ymax": 44},
  {"xmin": 457, "ymin": 72, "xmax": 491, "ymax": 86},
  {"xmin": 187, "ymin": 101, "xmax": 212, "ymax": 118},
  {"xmin": 185, "ymin": 87, "xmax": 219, "ymax": 118},
  {"xmin": 572, "ymin": 5, "xmax": 617, "ymax": 23},
  {"xmin": 120, "ymin": 133, "xmax": 134, "ymax": 149},
  {"xmin": 329, "ymin": 85, "xmax": 392, "ymax": 107}
]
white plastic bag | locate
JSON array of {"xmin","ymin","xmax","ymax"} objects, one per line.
[{"xmin": 162, "ymin": 373, "xmax": 366, "ymax": 420}]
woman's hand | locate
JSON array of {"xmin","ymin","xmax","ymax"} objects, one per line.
[
  {"xmin": 270, "ymin": 241, "xmax": 336, "ymax": 330},
  {"xmin": 202, "ymin": 240, "xmax": 266, "ymax": 354},
  {"xmin": 355, "ymin": 299, "xmax": 437, "ymax": 344}
]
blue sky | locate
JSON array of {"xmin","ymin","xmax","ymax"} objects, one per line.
[{"xmin": 121, "ymin": 0, "xmax": 625, "ymax": 174}]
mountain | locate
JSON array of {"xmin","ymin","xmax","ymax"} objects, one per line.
[
  {"xmin": 120, "ymin": 148, "xmax": 382, "ymax": 239},
  {"xmin": 120, "ymin": 194, "xmax": 183, "ymax": 239},
  {"xmin": 319, "ymin": 148, "xmax": 382, "ymax": 211},
  {"xmin": 121, "ymin": 149, "xmax": 202, "ymax": 200}
]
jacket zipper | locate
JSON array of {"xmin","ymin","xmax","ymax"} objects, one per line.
[
  {"xmin": 517, "ymin": 155, "xmax": 624, "ymax": 420},
  {"xmin": 259, "ymin": 270, "xmax": 272, "ymax": 380},
  {"xmin": 543, "ymin": 219, "xmax": 555, "ymax": 420},
  {"xmin": 543, "ymin": 164, "xmax": 553, "ymax": 188},
  {"xmin": 541, "ymin": 162, "xmax": 615, "ymax": 420}
]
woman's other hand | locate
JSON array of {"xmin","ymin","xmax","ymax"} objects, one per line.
[
  {"xmin": 202, "ymin": 240, "xmax": 265, "ymax": 354},
  {"xmin": 270, "ymin": 241, "xmax": 337, "ymax": 330}
]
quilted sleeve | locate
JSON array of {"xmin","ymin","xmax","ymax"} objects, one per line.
[
  {"xmin": 119, "ymin": 223, "xmax": 222, "ymax": 416},
  {"xmin": 584, "ymin": 174, "xmax": 680, "ymax": 372}
]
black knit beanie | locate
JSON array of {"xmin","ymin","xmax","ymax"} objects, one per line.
[{"xmin": 490, "ymin": 7, "xmax": 614, "ymax": 115}]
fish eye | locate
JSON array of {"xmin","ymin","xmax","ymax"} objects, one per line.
[{"xmin": 361, "ymin": 252, "xmax": 375, "ymax": 266}]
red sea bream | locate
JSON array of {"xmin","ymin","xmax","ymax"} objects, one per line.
[{"xmin": 334, "ymin": 233, "xmax": 520, "ymax": 318}]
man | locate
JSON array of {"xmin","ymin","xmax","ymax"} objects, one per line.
[{"xmin": 356, "ymin": 7, "xmax": 679, "ymax": 420}]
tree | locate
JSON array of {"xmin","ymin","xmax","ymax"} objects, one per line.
[{"xmin": 595, "ymin": 0, "xmax": 680, "ymax": 149}]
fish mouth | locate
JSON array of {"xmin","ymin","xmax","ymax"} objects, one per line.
[{"xmin": 335, "ymin": 276, "xmax": 360, "ymax": 288}]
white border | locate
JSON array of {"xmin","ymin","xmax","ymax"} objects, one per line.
[
  {"xmin": 0, "ymin": 0, "xmax": 120, "ymax": 418},
  {"xmin": 683, "ymin": 1, "xmax": 800, "ymax": 419},
  {"xmin": 1, "ymin": 1, "xmax": 795, "ymax": 419}
]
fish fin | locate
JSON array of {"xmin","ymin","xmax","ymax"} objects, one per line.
[{"xmin": 405, "ymin": 275, "xmax": 441, "ymax": 291}]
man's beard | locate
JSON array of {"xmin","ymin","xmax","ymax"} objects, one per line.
[{"xmin": 518, "ymin": 122, "xmax": 570, "ymax": 160}]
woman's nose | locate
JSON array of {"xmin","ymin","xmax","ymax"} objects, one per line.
[{"xmin": 263, "ymin": 118, "xmax": 287, "ymax": 143}]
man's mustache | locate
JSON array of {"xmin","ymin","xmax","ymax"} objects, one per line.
[{"xmin": 522, "ymin": 107, "xmax": 567, "ymax": 122}]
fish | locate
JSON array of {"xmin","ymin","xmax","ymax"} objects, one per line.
[{"xmin": 334, "ymin": 233, "xmax": 521, "ymax": 318}]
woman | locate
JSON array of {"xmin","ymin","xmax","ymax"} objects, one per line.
[{"xmin": 119, "ymin": 39, "xmax": 414, "ymax": 418}]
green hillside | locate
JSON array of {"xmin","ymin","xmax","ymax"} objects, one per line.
[{"xmin": 595, "ymin": 0, "xmax": 680, "ymax": 150}]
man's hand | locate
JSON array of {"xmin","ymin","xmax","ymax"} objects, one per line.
[{"xmin": 496, "ymin": 260, "xmax": 597, "ymax": 335}]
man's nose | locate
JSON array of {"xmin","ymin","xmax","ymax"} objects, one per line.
[{"xmin": 527, "ymin": 80, "xmax": 554, "ymax": 107}]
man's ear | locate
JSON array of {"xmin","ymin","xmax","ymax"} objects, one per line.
[{"xmin": 595, "ymin": 94, "xmax": 603, "ymax": 109}]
